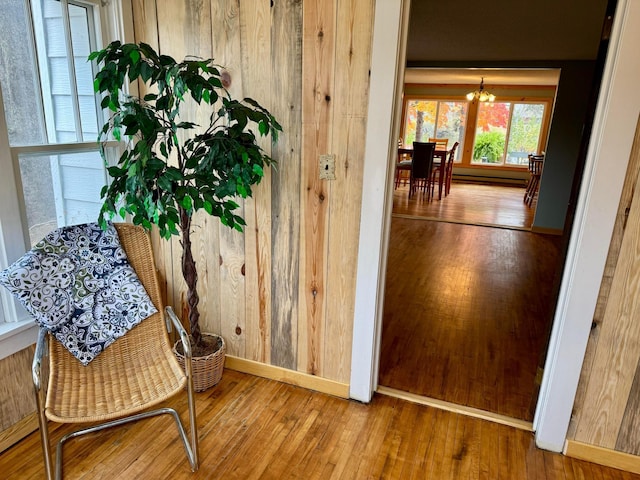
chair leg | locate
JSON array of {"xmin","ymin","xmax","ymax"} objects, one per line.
[
  {"xmin": 34, "ymin": 389, "xmax": 54, "ymax": 480},
  {"xmin": 525, "ymin": 176, "xmax": 539, "ymax": 206},
  {"xmin": 52, "ymin": 407, "xmax": 198, "ymax": 479},
  {"xmin": 33, "ymin": 328, "xmax": 54, "ymax": 480}
]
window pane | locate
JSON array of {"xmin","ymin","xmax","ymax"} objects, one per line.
[
  {"xmin": 403, "ymin": 100, "xmax": 437, "ymax": 146},
  {"xmin": 69, "ymin": 3, "xmax": 101, "ymax": 141},
  {"xmin": 0, "ymin": 0, "xmax": 47, "ymax": 146},
  {"xmin": 472, "ymin": 102, "xmax": 511, "ymax": 165},
  {"xmin": 18, "ymin": 149, "xmax": 110, "ymax": 246},
  {"xmin": 506, "ymin": 103, "xmax": 545, "ymax": 165},
  {"xmin": 32, "ymin": 0, "xmax": 101, "ymax": 143},
  {"xmin": 435, "ymin": 101, "xmax": 467, "ymax": 161}
]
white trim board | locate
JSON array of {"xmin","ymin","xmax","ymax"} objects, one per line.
[
  {"xmin": 349, "ymin": 0, "xmax": 408, "ymax": 402},
  {"xmin": 534, "ymin": 0, "xmax": 640, "ymax": 451},
  {"xmin": 350, "ymin": 0, "xmax": 640, "ymax": 453}
]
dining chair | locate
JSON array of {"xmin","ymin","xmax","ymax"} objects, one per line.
[
  {"xmin": 395, "ymin": 143, "xmax": 412, "ymax": 189},
  {"xmin": 430, "ymin": 141, "xmax": 459, "ymax": 198},
  {"xmin": 428, "ymin": 137, "xmax": 449, "ymax": 151},
  {"xmin": 444, "ymin": 142, "xmax": 460, "ymax": 196},
  {"xmin": 524, "ymin": 154, "xmax": 544, "ymax": 206},
  {"xmin": 29, "ymin": 223, "xmax": 199, "ymax": 480},
  {"xmin": 409, "ymin": 141, "xmax": 436, "ymax": 199}
]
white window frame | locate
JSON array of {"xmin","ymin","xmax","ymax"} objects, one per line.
[{"xmin": 0, "ymin": 0, "xmax": 133, "ymax": 360}]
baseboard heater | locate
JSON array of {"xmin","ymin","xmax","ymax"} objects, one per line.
[{"xmin": 452, "ymin": 174, "xmax": 527, "ymax": 187}]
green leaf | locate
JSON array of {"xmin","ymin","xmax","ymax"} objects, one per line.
[
  {"xmin": 181, "ymin": 195, "xmax": 192, "ymax": 210},
  {"xmin": 258, "ymin": 120, "xmax": 268, "ymax": 136},
  {"xmin": 129, "ymin": 48, "xmax": 141, "ymax": 64},
  {"xmin": 252, "ymin": 163, "xmax": 264, "ymax": 177},
  {"xmin": 139, "ymin": 61, "xmax": 154, "ymax": 83},
  {"xmin": 165, "ymin": 167, "xmax": 183, "ymax": 181}
]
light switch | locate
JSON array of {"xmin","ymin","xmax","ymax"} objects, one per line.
[{"xmin": 319, "ymin": 154, "xmax": 336, "ymax": 180}]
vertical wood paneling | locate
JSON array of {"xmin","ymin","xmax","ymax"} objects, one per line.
[
  {"xmin": 324, "ymin": 0, "xmax": 373, "ymax": 382},
  {"xmin": 239, "ymin": 0, "xmax": 272, "ymax": 363},
  {"xmin": 573, "ymin": 118, "xmax": 640, "ymax": 449},
  {"xmin": 131, "ymin": 0, "xmax": 174, "ymax": 313},
  {"xmin": 298, "ymin": 0, "xmax": 335, "ymax": 375},
  {"xmin": 155, "ymin": 0, "xmax": 223, "ymax": 338},
  {"xmin": 131, "ymin": 0, "xmax": 158, "ymax": 46},
  {"xmin": 153, "ymin": 1, "xmax": 189, "ymax": 319},
  {"xmin": 270, "ymin": 0, "xmax": 303, "ymax": 369},
  {"xmin": 210, "ymin": 0, "xmax": 247, "ymax": 357},
  {"xmin": 616, "ymin": 358, "xmax": 640, "ymax": 454},
  {"xmin": 0, "ymin": 346, "xmax": 35, "ymax": 438},
  {"xmin": 570, "ymin": 118, "xmax": 640, "ymax": 440},
  {"xmin": 130, "ymin": 0, "xmax": 370, "ymax": 382}
]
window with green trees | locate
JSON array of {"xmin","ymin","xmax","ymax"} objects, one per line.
[{"xmin": 472, "ymin": 102, "xmax": 546, "ymax": 166}]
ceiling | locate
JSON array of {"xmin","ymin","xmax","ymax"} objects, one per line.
[
  {"xmin": 407, "ymin": 0, "xmax": 609, "ymax": 63},
  {"xmin": 404, "ymin": 68, "xmax": 561, "ymax": 86}
]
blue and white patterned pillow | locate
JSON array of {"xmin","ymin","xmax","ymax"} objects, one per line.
[{"xmin": 0, "ymin": 222, "xmax": 157, "ymax": 365}]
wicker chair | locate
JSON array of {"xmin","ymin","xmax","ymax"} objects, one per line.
[{"xmin": 32, "ymin": 223, "xmax": 198, "ymax": 480}]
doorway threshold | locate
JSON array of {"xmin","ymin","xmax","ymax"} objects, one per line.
[
  {"xmin": 376, "ymin": 385, "xmax": 533, "ymax": 432},
  {"xmin": 392, "ymin": 213, "xmax": 533, "ymax": 232}
]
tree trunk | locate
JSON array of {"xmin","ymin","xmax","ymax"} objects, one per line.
[{"xmin": 179, "ymin": 206, "xmax": 202, "ymax": 346}]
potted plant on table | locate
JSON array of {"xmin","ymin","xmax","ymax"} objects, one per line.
[{"xmin": 91, "ymin": 41, "xmax": 281, "ymax": 390}]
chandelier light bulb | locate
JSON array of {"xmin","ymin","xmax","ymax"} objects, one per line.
[{"xmin": 467, "ymin": 77, "xmax": 495, "ymax": 102}]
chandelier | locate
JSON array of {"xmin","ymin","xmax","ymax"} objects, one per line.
[{"xmin": 466, "ymin": 77, "xmax": 495, "ymax": 102}]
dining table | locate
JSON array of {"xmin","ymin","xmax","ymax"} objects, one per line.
[{"xmin": 397, "ymin": 147, "xmax": 450, "ymax": 200}]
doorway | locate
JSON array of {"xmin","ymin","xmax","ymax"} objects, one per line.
[
  {"xmin": 375, "ymin": 0, "xmax": 611, "ymax": 423},
  {"xmin": 379, "ymin": 69, "xmax": 564, "ymax": 423},
  {"xmin": 350, "ymin": 0, "xmax": 634, "ymax": 451}
]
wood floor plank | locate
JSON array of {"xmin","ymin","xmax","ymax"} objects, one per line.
[
  {"xmin": 2, "ymin": 370, "xmax": 640, "ymax": 479},
  {"xmin": 393, "ymin": 181, "xmax": 535, "ymax": 229},
  {"xmin": 379, "ymin": 214, "xmax": 562, "ymax": 421}
]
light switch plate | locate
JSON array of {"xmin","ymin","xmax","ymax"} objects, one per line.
[{"xmin": 319, "ymin": 154, "xmax": 336, "ymax": 180}]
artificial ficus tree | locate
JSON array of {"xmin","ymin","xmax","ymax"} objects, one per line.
[{"xmin": 92, "ymin": 41, "xmax": 281, "ymax": 352}]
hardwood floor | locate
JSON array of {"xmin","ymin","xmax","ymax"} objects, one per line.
[
  {"xmin": 393, "ymin": 181, "xmax": 535, "ymax": 229},
  {"xmin": 379, "ymin": 185, "xmax": 561, "ymax": 421},
  {"xmin": 2, "ymin": 369, "xmax": 639, "ymax": 479}
]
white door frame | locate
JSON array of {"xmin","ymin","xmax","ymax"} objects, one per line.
[{"xmin": 350, "ymin": 0, "xmax": 640, "ymax": 452}]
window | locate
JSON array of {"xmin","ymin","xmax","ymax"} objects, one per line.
[
  {"xmin": 402, "ymin": 99, "xmax": 467, "ymax": 161},
  {"xmin": 0, "ymin": 0, "xmax": 130, "ymax": 354},
  {"xmin": 472, "ymin": 102, "xmax": 546, "ymax": 166},
  {"xmin": 400, "ymin": 92, "xmax": 553, "ymax": 170}
]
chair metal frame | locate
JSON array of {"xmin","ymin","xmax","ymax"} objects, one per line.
[{"xmin": 31, "ymin": 224, "xmax": 199, "ymax": 480}]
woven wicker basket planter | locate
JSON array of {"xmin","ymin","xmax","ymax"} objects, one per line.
[{"xmin": 173, "ymin": 333, "xmax": 226, "ymax": 392}]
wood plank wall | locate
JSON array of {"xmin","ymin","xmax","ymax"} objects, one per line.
[
  {"xmin": 0, "ymin": 346, "xmax": 36, "ymax": 453},
  {"xmin": 568, "ymin": 116, "xmax": 640, "ymax": 455},
  {"xmin": 130, "ymin": 0, "xmax": 373, "ymax": 385}
]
